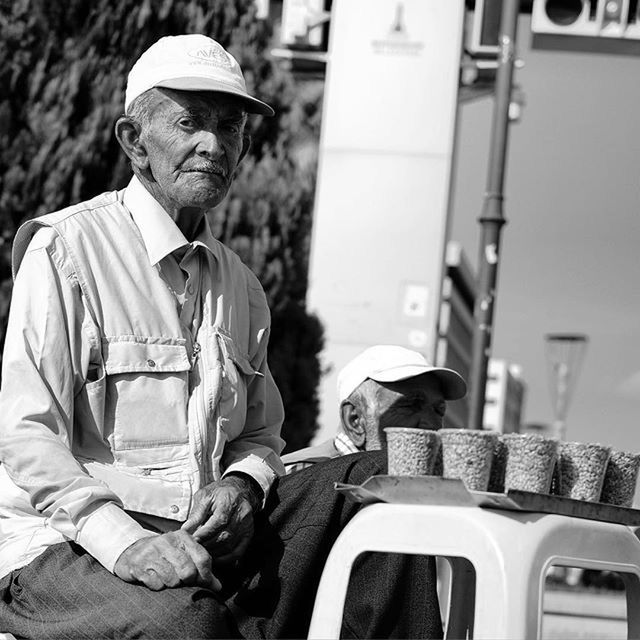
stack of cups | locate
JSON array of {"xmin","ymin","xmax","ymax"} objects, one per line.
[
  {"xmin": 555, "ymin": 441, "xmax": 611, "ymax": 502},
  {"xmin": 501, "ymin": 433, "xmax": 559, "ymax": 494},
  {"xmin": 384, "ymin": 427, "xmax": 441, "ymax": 476},
  {"xmin": 600, "ymin": 451, "xmax": 640, "ymax": 507},
  {"xmin": 439, "ymin": 429, "xmax": 498, "ymax": 492},
  {"xmin": 384, "ymin": 425, "xmax": 640, "ymax": 508}
]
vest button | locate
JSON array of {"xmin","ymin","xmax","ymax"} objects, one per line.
[
  {"xmin": 147, "ymin": 359, "xmax": 156, "ymax": 367},
  {"xmin": 170, "ymin": 504, "xmax": 179, "ymax": 514}
]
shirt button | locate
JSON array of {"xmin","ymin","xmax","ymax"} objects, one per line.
[
  {"xmin": 170, "ymin": 505, "xmax": 179, "ymax": 514},
  {"xmin": 187, "ymin": 284, "xmax": 194, "ymax": 295},
  {"xmin": 147, "ymin": 359, "xmax": 156, "ymax": 367}
]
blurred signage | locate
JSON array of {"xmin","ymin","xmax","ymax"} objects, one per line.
[
  {"xmin": 437, "ymin": 242, "xmax": 476, "ymax": 429},
  {"xmin": 308, "ymin": 0, "xmax": 465, "ymax": 442},
  {"xmin": 531, "ymin": 0, "xmax": 640, "ymax": 54},
  {"xmin": 321, "ymin": 0, "xmax": 464, "ymax": 155}
]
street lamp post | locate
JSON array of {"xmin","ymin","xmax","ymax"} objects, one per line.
[
  {"xmin": 468, "ymin": 0, "xmax": 521, "ymax": 430},
  {"xmin": 544, "ymin": 333, "xmax": 589, "ymax": 440}
]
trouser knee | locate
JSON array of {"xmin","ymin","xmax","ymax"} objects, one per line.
[{"xmin": 132, "ymin": 587, "xmax": 237, "ymax": 639}]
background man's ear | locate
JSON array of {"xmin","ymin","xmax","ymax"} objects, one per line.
[
  {"xmin": 339, "ymin": 400, "xmax": 366, "ymax": 449},
  {"xmin": 114, "ymin": 116, "xmax": 149, "ymax": 171}
]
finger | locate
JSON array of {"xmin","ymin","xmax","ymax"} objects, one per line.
[
  {"xmin": 155, "ymin": 547, "xmax": 196, "ymax": 588},
  {"xmin": 137, "ymin": 566, "xmax": 168, "ymax": 591},
  {"xmin": 190, "ymin": 509, "xmax": 229, "ymax": 543},
  {"xmin": 194, "ymin": 492, "xmax": 250, "ymax": 542},
  {"xmin": 181, "ymin": 502, "xmax": 209, "ymax": 534},
  {"xmin": 174, "ymin": 532, "xmax": 222, "ymax": 591},
  {"xmin": 149, "ymin": 555, "xmax": 182, "ymax": 589}
]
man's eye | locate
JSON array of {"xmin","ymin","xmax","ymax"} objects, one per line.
[
  {"xmin": 222, "ymin": 121, "xmax": 243, "ymax": 135},
  {"xmin": 178, "ymin": 117, "xmax": 197, "ymax": 129}
]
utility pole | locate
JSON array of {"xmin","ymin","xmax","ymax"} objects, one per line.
[{"xmin": 468, "ymin": 0, "xmax": 521, "ymax": 430}]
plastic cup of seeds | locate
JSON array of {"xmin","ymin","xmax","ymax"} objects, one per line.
[
  {"xmin": 503, "ymin": 433, "xmax": 558, "ymax": 494},
  {"xmin": 384, "ymin": 427, "xmax": 441, "ymax": 476},
  {"xmin": 600, "ymin": 450, "xmax": 640, "ymax": 508},
  {"xmin": 556, "ymin": 441, "xmax": 611, "ymax": 502},
  {"xmin": 440, "ymin": 428, "xmax": 498, "ymax": 492},
  {"xmin": 487, "ymin": 435, "xmax": 508, "ymax": 493}
]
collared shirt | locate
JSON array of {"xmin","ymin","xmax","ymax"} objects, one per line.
[
  {"xmin": 282, "ymin": 432, "xmax": 360, "ymax": 475},
  {"xmin": 0, "ymin": 176, "xmax": 284, "ymax": 579}
]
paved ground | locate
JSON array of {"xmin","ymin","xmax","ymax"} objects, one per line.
[{"xmin": 542, "ymin": 588, "xmax": 626, "ymax": 639}]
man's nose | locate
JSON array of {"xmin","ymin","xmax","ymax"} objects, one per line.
[
  {"xmin": 196, "ymin": 129, "xmax": 224, "ymax": 159},
  {"xmin": 418, "ymin": 413, "xmax": 442, "ymax": 431}
]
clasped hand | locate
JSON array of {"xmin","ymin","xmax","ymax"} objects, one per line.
[
  {"xmin": 114, "ymin": 475, "xmax": 258, "ymax": 591},
  {"xmin": 181, "ymin": 474, "xmax": 258, "ymax": 563}
]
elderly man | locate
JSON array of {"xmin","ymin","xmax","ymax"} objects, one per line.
[
  {"xmin": 282, "ymin": 346, "xmax": 467, "ymax": 638},
  {"xmin": 283, "ymin": 344, "xmax": 467, "ymax": 472},
  {"xmin": 0, "ymin": 35, "xmax": 409, "ymax": 639}
]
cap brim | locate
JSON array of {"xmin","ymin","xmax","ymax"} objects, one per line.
[
  {"xmin": 370, "ymin": 365, "xmax": 467, "ymax": 401},
  {"xmin": 154, "ymin": 77, "xmax": 275, "ymax": 116}
]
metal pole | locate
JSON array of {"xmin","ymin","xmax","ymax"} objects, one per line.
[{"xmin": 467, "ymin": 0, "xmax": 520, "ymax": 430}]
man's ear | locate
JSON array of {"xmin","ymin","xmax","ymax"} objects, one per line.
[
  {"xmin": 115, "ymin": 116, "xmax": 149, "ymax": 171},
  {"xmin": 339, "ymin": 401, "xmax": 366, "ymax": 449}
]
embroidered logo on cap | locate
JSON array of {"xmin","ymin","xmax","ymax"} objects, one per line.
[{"xmin": 187, "ymin": 45, "xmax": 232, "ymax": 68}]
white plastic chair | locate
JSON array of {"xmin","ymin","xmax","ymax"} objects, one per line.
[{"xmin": 308, "ymin": 503, "xmax": 640, "ymax": 639}]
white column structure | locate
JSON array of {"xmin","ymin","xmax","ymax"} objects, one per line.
[{"xmin": 306, "ymin": 0, "xmax": 466, "ymax": 442}]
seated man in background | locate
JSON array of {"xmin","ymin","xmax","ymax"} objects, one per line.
[
  {"xmin": 283, "ymin": 344, "xmax": 467, "ymax": 473},
  {"xmin": 283, "ymin": 345, "xmax": 467, "ymax": 638}
]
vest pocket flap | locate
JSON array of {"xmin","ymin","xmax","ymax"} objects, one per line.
[
  {"xmin": 103, "ymin": 338, "xmax": 191, "ymax": 375},
  {"xmin": 216, "ymin": 331, "xmax": 263, "ymax": 378}
]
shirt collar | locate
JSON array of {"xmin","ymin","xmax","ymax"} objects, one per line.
[
  {"xmin": 334, "ymin": 431, "xmax": 361, "ymax": 456},
  {"xmin": 122, "ymin": 176, "xmax": 196, "ymax": 265}
]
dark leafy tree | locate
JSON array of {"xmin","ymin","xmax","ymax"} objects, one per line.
[{"xmin": 0, "ymin": 0, "xmax": 323, "ymax": 449}]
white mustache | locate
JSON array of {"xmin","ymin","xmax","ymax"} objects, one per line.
[{"xmin": 185, "ymin": 163, "xmax": 227, "ymax": 178}]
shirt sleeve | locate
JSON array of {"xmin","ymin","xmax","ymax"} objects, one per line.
[
  {"xmin": 221, "ymin": 280, "xmax": 286, "ymax": 504},
  {"xmin": 0, "ymin": 229, "xmax": 153, "ymax": 572}
]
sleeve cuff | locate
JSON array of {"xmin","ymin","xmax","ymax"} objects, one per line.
[
  {"xmin": 223, "ymin": 455, "xmax": 278, "ymax": 509},
  {"xmin": 76, "ymin": 502, "xmax": 157, "ymax": 573}
]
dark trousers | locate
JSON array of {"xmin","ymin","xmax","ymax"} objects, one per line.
[{"xmin": 0, "ymin": 452, "xmax": 442, "ymax": 639}]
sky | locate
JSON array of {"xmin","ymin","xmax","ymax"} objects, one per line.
[{"xmin": 450, "ymin": 15, "xmax": 640, "ymax": 453}]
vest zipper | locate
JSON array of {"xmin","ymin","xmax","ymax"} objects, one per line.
[
  {"xmin": 192, "ymin": 341, "xmax": 201, "ymax": 368},
  {"xmin": 195, "ymin": 333, "xmax": 211, "ymax": 484}
]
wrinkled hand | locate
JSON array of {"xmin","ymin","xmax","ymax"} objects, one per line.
[
  {"xmin": 181, "ymin": 475, "xmax": 260, "ymax": 564},
  {"xmin": 113, "ymin": 530, "xmax": 221, "ymax": 591}
]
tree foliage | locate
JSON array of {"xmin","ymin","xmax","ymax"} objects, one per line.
[{"xmin": 0, "ymin": 0, "xmax": 323, "ymax": 450}]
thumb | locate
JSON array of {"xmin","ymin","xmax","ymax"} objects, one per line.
[{"xmin": 181, "ymin": 502, "xmax": 208, "ymax": 534}]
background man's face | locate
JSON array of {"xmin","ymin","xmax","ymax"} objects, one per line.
[
  {"xmin": 365, "ymin": 374, "xmax": 446, "ymax": 450},
  {"xmin": 140, "ymin": 88, "xmax": 247, "ymax": 211}
]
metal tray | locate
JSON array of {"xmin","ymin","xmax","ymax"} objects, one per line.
[{"xmin": 334, "ymin": 475, "xmax": 640, "ymax": 526}]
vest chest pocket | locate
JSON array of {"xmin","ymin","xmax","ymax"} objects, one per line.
[{"xmin": 101, "ymin": 337, "xmax": 192, "ymax": 462}]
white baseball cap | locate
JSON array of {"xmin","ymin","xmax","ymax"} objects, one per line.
[
  {"xmin": 124, "ymin": 34, "xmax": 274, "ymax": 116},
  {"xmin": 337, "ymin": 345, "xmax": 467, "ymax": 403}
]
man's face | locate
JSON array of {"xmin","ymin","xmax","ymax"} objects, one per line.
[
  {"xmin": 138, "ymin": 88, "xmax": 248, "ymax": 211},
  {"xmin": 365, "ymin": 374, "xmax": 447, "ymax": 450}
]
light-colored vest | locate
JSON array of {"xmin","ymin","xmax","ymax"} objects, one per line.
[{"xmin": 12, "ymin": 191, "xmax": 244, "ymax": 521}]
